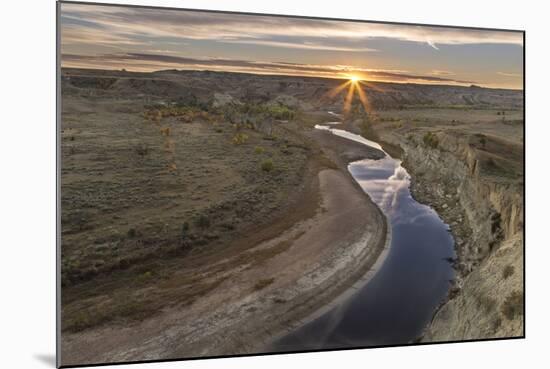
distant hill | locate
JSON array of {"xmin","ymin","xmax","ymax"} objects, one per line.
[{"xmin": 61, "ymin": 68, "xmax": 524, "ymax": 111}]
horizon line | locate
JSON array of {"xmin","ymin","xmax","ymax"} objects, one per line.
[{"xmin": 60, "ymin": 65, "xmax": 524, "ymax": 91}]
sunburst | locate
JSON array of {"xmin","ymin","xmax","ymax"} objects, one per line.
[{"xmin": 325, "ymin": 75, "xmax": 377, "ymax": 117}]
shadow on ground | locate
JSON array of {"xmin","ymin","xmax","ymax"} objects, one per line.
[{"xmin": 33, "ymin": 353, "xmax": 56, "ymax": 367}]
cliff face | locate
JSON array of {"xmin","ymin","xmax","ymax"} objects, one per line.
[
  {"xmin": 382, "ymin": 129, "xmax": 524, "ymax": 341},
  {"xmin": 423, "ymin": 233, "xmax": 523, "ymax": 340}
]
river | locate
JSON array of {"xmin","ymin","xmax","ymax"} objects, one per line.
[{"xmin": 272, "ymin": 121, "xmax": 455, "ymax": 350}]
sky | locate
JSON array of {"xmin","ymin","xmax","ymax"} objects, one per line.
[{"xmin": 60, "ymin": 2, "xmax": 524, "ymax": 89}]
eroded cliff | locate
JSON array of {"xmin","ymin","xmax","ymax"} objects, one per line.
[{"xmin": 380, "ymin": 125, "xmax": 524, "ymax": 341}]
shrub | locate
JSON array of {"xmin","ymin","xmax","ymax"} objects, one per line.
[
  {"xmin": 238, "ymin": 103, "xmax": 296, "ymax": 121},
  {"xmin": 152, "ymin": 110, "xmax": 162, "ymax": 123},
  {"xmin": 477, "ymin": 294, "xmax": 497, "ymax": 313},
  {"xmin": 220, "ymin": 222, "xmax": 235, "ymax": 230},
  {"xmin": 181, "ymin": 222, "xmax": 189, "ymax": 240},
  {"xmin": 143, "ymin": 109, "xmax": 162, "ymax": 122},
  {"xmin": 66, "ymin": 311, "xmax": 92, "ymax": 332},
  {"xmin": 127, "ymin": 228, "xmax": 137, "ymax": 238},
  {"xmin": 359, "ymin": 117, "xmax": 377, "ymax": 139},
  {"xmin": 502, "ymin": 265, "xmax": 515, "ymax": 279},
  {"xmin": 423, "ymin": 132, "xmax": 439, "ymax": 149},
  {"xmin": 254, "ymin": 146, "xmax": 265, "ymax": 154},
  {"xmin": 479, "ymin": 136, "xmax": 487, "ymax": 147},
  {"xmin": 261, "ymin": 159, "xmax": 274, "ymax": 172},
  {"xmin": 268, "ymin": 105, "xmax": 295, "ymax": 120},
  {"xmin": 492, "ymin": 317, "xmax": 502, "ymax": 331},
  {"xmin": 232, "ymin": 133, "xmax": 249, "ymax": 145},
  {"xmin": 501, "ymin": 291, "xmax": 523, "ymax": 320},
  {"xmin": 194, "ymin": 215, "xmax": 210, "ymax": 229},
  {"xmin": 135, "ymin": 144, "xmax": 150, "ymax": 158}
]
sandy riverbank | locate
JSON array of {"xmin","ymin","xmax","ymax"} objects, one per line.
[{"xmin": 61, "ymin": 129, "xmax": 388, "ymax": 365}]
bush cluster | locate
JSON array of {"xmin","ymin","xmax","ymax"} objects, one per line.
[
  {"xmin": 423, "ymin": 132, "xmax": 439, "ymax": 148},
  {"xmin": 261, "ymin": 159, "xmax": 274, "ymax": 172}
]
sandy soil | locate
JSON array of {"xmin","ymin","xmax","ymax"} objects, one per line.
[{"xmin": 61, "ymin": 162, "xmax": 386, "ymax": 364}]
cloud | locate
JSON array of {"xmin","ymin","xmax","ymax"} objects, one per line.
[
  {"xmin": 356, "ymin": 70, "xmax": 473, "ymax": 84},
  {"xmin": 220, "ymin": 39, "xmax": 378, "ymax": 52},
  {"xmin": 497, "ymin": 71, "xmax": 522, "ymax": 78},
  {"xmin": 61, "ymin": 52, "xmax": 475, "ymax": 85},
  {"xmin": 430, "ymin": 70, "xmax": 455, "ymax": 76},
  {"xmin": 60, "ymin": 3, "xmax": 524, "ymax": 52}
]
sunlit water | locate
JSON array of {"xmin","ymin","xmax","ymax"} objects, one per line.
[{"xmin": 272, "ymin": 123, "xmax": 455, "ymax": 350}]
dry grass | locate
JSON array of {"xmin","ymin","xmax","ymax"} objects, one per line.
[{"xmin": 61, "ymin": 89, "xmax": 320, "ymax": 333}]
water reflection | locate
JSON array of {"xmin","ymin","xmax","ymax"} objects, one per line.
[
  {"xmin": 314, "ymin": 124, "xmax": 384, "ymax": 151},
  {"xmin": 272, "ymin": 124, "xmax": 455, "ymax": 351}
]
